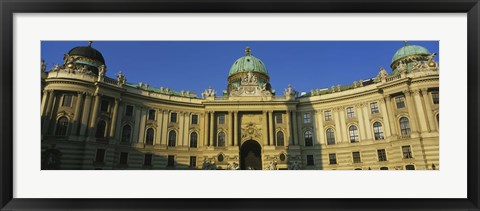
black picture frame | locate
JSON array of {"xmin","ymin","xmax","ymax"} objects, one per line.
[{"xmin": 1, "ymin": 0, "xmax": 479, "ymax": 210}]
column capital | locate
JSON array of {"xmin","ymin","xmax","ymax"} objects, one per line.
[
  {"xmin": 412, "ymin": 89, "xmax": 421, "ymax": 95},
  {"xmin": 420, "ymin": 88, "xmax": 429, "ymax": 94},
  {"xmin": 384, "ymin": 95, "xmax": 391, "ymax": 100},
  {"xmin": 402, "ymin": 90, "xmax": 412, "ymax": 96}
]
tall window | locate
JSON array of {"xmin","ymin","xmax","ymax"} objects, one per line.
[
  {"xmin": 119, "ymin": 152, "xmax": 128, "ymax": 165},
  {"xmin": 168, "ymin": 130, "xmax": 176, "ymax": 147},
  {"xmin": 143, "ymin": 154, "xmax": 152, "ymax": 166},
  {"xmin": 373, "ymin": 122, "xmax": 384, "ymax": 140},
  {"xmin": 190, "ymin": 132, "xmax": 198, "ymax": 148},
  {"xmin": 306, "ymin": 155, "xmax": 314, "ymax": 166},
  {"xmin": 405, "ymin": 165, "xmax": 415, "ymax": 170},
  {"xmin": 399, "ymin": 117, "xmax": 411, "ymax": 136},
  {"xmin": 349, "ymin": 125, "xmax": 359, "ymax": 143},
  {"xmin": 217, "ymin": 132, "xmax": 225, "ymax": 147},
  {"xmin": 95, "ymin": 149, "xmax": 105, "ymax": 163},
  {"xmin": 352, "ymin": 152, "xmax": 361, "ymax": 163},
  {"xmin": 324, "ymin": 110, "xmax": 332, "ymax": 121},
  {"xmin": 431, "ymin": 91, "xmax": 439, "ymax": 104},
  {"xmin": 346, "ymin": 107, "xmax": 355, "ymax": 118},
  {"xmin": 189, "ymin": 156, "xmax": 196, "ymax": 168},
  {"xmin": 148, "ymin": 109, "xmax": 156, "ymax": 120},
  {"xmin": 218, "ymin": 114, "xmax": 225, "ymax": 124},
  {"xmin": 55, "ymin": 117, "xmax": 69, "ymax": 136},
  {"xmin": 329, "ymin": 153, "xmax": 337, "ymax": 165},
  {"xmin": 276, "ymin": 131, "xmax": 285, "ymax": 146},
  {"xmin": 100, "ymin": 100, "xmax": 109, "ymax": 112},
  {"xmin": 62, "ymin": 95, "xmax": 72, "ymax": 107},
  {"xmin": 191, "ymin": 115, "xmax": 198, "ymax": 125},
  {"xmin": 303, "ymin": 112, "xmax": 311, "ymax": 123},
  {"xmin": 121, "ymin": 125, "xmax": 132, "ymax": 143},
  {"xmin": 304, "ymin": 130, "xmax": 313, "ymax": 146},
  {"xmin": 275, "ymin": 113, "xmax": 283, "ymax": 124},
  {"xmin": 170, "ymin": 112, "xmax": 177, "ymax": 123},
  {"xmin": 145, "ymin": 128, "xmax": 154, "ymax": 145},
  {"xmin": 326, "ymin": 128, "xmax": 335, "ymax": 145},
  {"xmin": 95, "ymin": 120, "xmax": 107, "ymax": 138},
  {"xmin": 167, "ymin": 155, "xmax": 175, "ymax": 167},
  {"xmin": 125, "ymin": 105, "xmax": 134, "ymax": 117},
  {"xmin": 402, "ymin": 145, "xmax": 413, "ymax": 158},
  {"xmin": 370, "ymin": 102, "xmax": 379, "ymax": 114},
  {"xmin": 395, "ymin": 96, "xmax": 406, "ymax": 109},
  {"xmin": 377, "ymin": 149, "xmax": 387, "ymax": 161}
]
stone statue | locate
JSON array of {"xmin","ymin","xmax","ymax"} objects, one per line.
[
  {"xmin": 98, "ymin": 65, "xmax": 106, "ymax": 82},
  {"xmin": 353, "ymin": 81, "xmax": 358, "ymax": 88},
  {"xmin": 283, "ymin": 84, "xmax": 298, "ymax": 98},
  {"xmin": 138, "ymin": 82, "xmax": 149, "ymax": 89},
  {"xmin": 377, "ymin": 66, "xmax": 388, "ymax": 81},
  {"xmin": 359, "ymin": 79, "xmax": 364, "ymax": 87},
  {"xmin": 336, "ymin": 84, "xmax": 341, "ymax": 92},
  {"xmin": 202, "ymin": 86, "xmax": 216, "ymax": 98},
  {"xmin": 202, "ymin": 159, "xmax": 217, "ymax": 170},
  {"xmin": 331, "ymin": 85, "xmax": 335, "ymax": 93},
  {"xmin": 53, "ymin": 64, "xmax": 60, "ymax": 71},
  {"xmin": 396, "ymin": 62, "xmax": 407, "ymax": 73},
  {"xmin": 227, "ymin": 162, "xmax": 240, "ymax": 170},
  {"xmin": 116, "ymin": 71, "xmax": 126, "ymax": 86},
  {"xmin": 264, "ymin": 159, "xmax": 278, "ymax": 170},
  {"xmin": 41, "ymin": 60, "xmax": 46, "ymax": 72}
]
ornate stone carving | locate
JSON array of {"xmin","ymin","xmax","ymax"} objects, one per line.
[
  {"xmin": 202, "ymin": 86, "xmax": 216, "ymax": 98},
  {"xmin": 283, "ymin": 84, "xmax": 297, "ymax": 99},
  {"xmin": 377, "ymin": 66, "xmax": 388, "ymax": 82},
  {"xmin": 230, "ymin": 73, "xmax": 272, "ymax": 97},
  {"xmin": 116, "ymin": 71, "xmax": 126, "ymax": 87},
  {"xmin": 97, "ymin": 65, "xmax": 106, "ymax": 82},
  {"xmin": 241, "ymin": 123, "xmax": 262, "ymax": 140},
  {"xmin": 227, "ymin": 162, "xmax": 240, "ymax": 170},
  {"xmin": 138, "ymin": 82, "xmax": 149, "ymax": 90},
  {"xmin": 264, "ymin": 158, "xmax": 278, "ymax": 170},
  {"xmin": 202, "ymin": 158, "xmax": 217, "ymax": 170},
  {"xmin": 396, "ymin": 61, "xmax": 407, "ymax": 74}
]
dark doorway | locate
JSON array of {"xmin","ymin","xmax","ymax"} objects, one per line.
[{"xmin": 240, "ymin": 140, "xmax": 262, "ymax": 170}]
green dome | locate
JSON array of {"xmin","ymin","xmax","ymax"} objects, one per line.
[
  {"xmin": 391, "ymin": 43, "xmax": 431, "ymax": 64},
  {"xmin": 229, "ymin": 47, "xmax": 268, "ymax": 76}
]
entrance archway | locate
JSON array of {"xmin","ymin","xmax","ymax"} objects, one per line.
[{"xmin": 240, "ymin": 140, "xmax": 262, "ymax": 170}]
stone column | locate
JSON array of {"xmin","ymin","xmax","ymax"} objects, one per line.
[
  {"xmin": 291, "ymin": 111, "xmax": 298, "ymax": 145},
  {"xmin": 333, "ymin": 108, "xmax": 343, "ymax": 143},
  {"xmin": 379, "ymin": 98, "xmax": 392, "ymax": 137},
  {"xmin": 412, "ymin": 89, "xmax": 428, "ymax": 132},
  {"xmin": 114, "ymin": 103, "xmax": 124, "ymax": 141},
  {"xmin": 233, "ymin": 111, "xmax": 239, "ymax": 146},
  {"xmin": 178, "ymin": 112, "xmax": 185, "ymax": 146},
  {"xmin": 262, "ymin": 111, "xmax": 269, "ymax": 146},
  {"xmin": 183, "ymin": 112, "xmax": 190, "ymax": 146},
  {"xmin": 204, "ymin": 112, "xmax": 209, "ymax": 146},
  {"xmin": 138, "ymin": 107, "xmax": 147, "ymax": 143},
  {"xmin": 404, "ymin": 91, "xmax": 419, "ymax": 133},
  {"xmin": 362, "ymin": 105, "xmax": 372, "ymax": 140},
  {"xmin": 285, "ymin": 111, "xmax": 291, "ymax": 146},
  {"xmin": 40, "ymin": 90, "xmax": 50, "ymax": 117},
  {"xmin": 161, "ymin": 110, "xmax": 169, "ymax": 145},
  {"xmin": 155, "ymin": 109, "xmax": 163, "ymax": 145},
  {"xmin": 132, "ymin": 106, "xmax": 141, "ymax": 143},
  {"xmin": 109, "ymin": 98, "xmax": 120, "ymax": 138},
  {"xmin": 79, "ymin": 93, "xmax": 92, "ymax": 136},
  {"xmin": 199, "ymin": 113, "xmax": 205, "ymax": 147},
  {"xmin": 356, "ymin": 104, "xmax": 366, "ymax": 141},
  {"xmin": 227, "ymin": 112, "xmax": 232, "ymax": 146},
  {"xmin": 339, "ymin": 108, "xmax": 348, "ymax": 143},
  {"xmin": 268, "ymin": 111, "xmax": 274, "ymax": 146},
  {"xmin": 70, "ymin": 92, "xmax": 84, "ymax": 136},
  {"xmin": 88, "ymin": 94, "xmax": 101, "ymax": 137},
  {"xmin": 315, "ymin": 110, "xmax": 325, "ymax": 145},
  {"xmin": 421, "ymin": 89, "xmax": 436, "ymax": 132},
  {"xmin": 209, "ymin": 111, "xmax": 214, "ymax": 146},
  {"xmin": 42, "ymin": 90, "xmax": 55, "ymax": 134}
]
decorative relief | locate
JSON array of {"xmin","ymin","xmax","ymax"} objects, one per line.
[
  {"xmin": 230, "ymin": 72, "xmax": 272, "ymax": 97},
  {"xmin": 241, "ymin": 123, "xmax": 263, "ymax": 140}
]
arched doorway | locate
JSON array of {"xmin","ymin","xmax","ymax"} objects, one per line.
[{"xmin": 240, "ymin": 140, "xmax": 262, "ymax": 170}]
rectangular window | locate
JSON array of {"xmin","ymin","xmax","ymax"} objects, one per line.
[
  {"xmin": 189, "ymin": 156, "xmax": 196, "ymax": 168},
  {"xmin": 148, "ymin": 109, "xmax": 156, "ymax": 120},
  {"xmin": 170, "ymin": 112, "xmax": 177, "ymax": 123},
  {"xmin": 306, "ymin": 155, "xmax": 314, "ymax": 166},
  {"xmin": 346, "ymin": 107, "xmax": 355, "ymax": 118},
  {"xmin": 125, "ymin": 105, "xmax": 134, "ymax": 117},
  {"xmin": 191, "ymin": 115, "xmax": 198, "ymax": 125},
  {"xmin": 119, "ymin": 152, "xmax": 128, "ymax": 165},
  {"xmin": 144, "ymin": 154, "xmax": 152, "ymax": 166},
  {"xmin": 402, "ymin": 146, "xmax": 413, "ymax": 159},
  {"xmin": 324, "ymin": 110, "xmax": 332, "ymax": 121},
  {"xmin": 100, "ymin": 100, "xmax": 109, "ymax": 112},
  {"xmin": 352, "ymin": 151, "xmax": 361, "ymax": 163},
  {"xmin": 377, "ymin": 149, "xmax": 387, "ymax": 161},
  {"xmin": 431, "ymin": 91, "xmax": 439, "ymax": 104},
  {"xmin": 95, "ymin": 149, "xmax": 105, "ymax": 163},
  {"xmin": 395, "ymin": 96, "xmax": 406, "ymax": 109},
  {"xmin": 329, "ymin": 153, "xmax": 337, "ymax": 165},
  {"xmin": 167, "ymin": 155, "xmax": 175, "ymax": 167},
  {"xmin": 62, "ymin": 95, "xmax": 72, "ymax": 107},
  {"xmin": 218, "ymin": 114, "xmax": 225, "ymax": 124},
  {"xmin": 303, "ymin": 112, "xmax": 311, "ymax": 124},
  {"xmin": 275, "ymin": 113, "xmax": 283, "ymax": 124},
  {"xmin": 370, "ymin": 102, "xmax": 379, "ymax": 114}
]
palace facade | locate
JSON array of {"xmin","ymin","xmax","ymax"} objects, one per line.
[{"xmin": 41, "ymin": 42, "xmax": 439, "ymax": 170}]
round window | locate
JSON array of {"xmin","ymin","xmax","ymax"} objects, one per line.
[
  {"xmin": 218, "ymin": 154, "xmax": 224, "ymax": 162},
  {"xmin": 279, "ymin": 154, "xmax": 286, "ymax": 161}
]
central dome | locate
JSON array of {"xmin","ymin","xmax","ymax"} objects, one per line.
[
  {"xmin": 229, "ymin": 47, "xmax": 268, "ymax": 76},
  {"xmin": 391, "ymin": 42, "xmax": 430, "ymax": 65},
  {"xmin": 68, "ymin": 42, "xmax": 105, "ymax": 65}
]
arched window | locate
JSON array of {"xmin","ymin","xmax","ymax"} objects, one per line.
[
  {"xmin": 217, "ymin": 132, "xmax": 225, "ymax": 147},
  {"xmin": 304, "ymin": 130, "xmax": 313, "ymax": 146},
  {"xmin": 276, "ymin": 131, "xmax": 285, "ymax": 146},
  {"xmin": 399, "ymin": 117, "xmax": 411, "ymax": 136},
  {"xmin": 95, "ymin": 120, "xmax": 107, "ymax": 138},
  {"xmin": 55, "ymin": 117, "xmax": 69, "ymax": 136},
  {"xmin": 145, "ymin": 128, "xmax": 154, "ymax": 145},
  {"xmin": 349, "ymin": 125, "xmax": 359, "ymax": 143},
  {"xmin": 168, "ymin": 130, "xmax": 176, "ymax": 147},
  {"xmin": 326, "ymin": 128, "xmax": 335, "ymax": 145},
  {"xmin": 190, "ymin": 132, "xmax": 198, "ymax": 148},
  {"xmin": 373, "ymin": 122, "xmax": 384, "ymax": 140},
  {"xmin": 121, "ymin": 125, "xmax": 132, "ymax": 143}
]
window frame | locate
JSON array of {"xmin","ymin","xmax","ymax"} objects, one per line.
[
  {"xmin": 303, "ymin": 112, "xmax": 311, "ymax": 124},
  {"xmin": 275, "ymin": 113, "xmax": 283, "ymax": 124},
  {"xmin": 100, "ymin": 99, "xmax": 110, "ymax": 112},
  {"xmin": 217, "ymin": 131, "xmax": 226, "ymax": 147},
  {"xmin": 121, "ymin": 125, "xmax": 132, "ymax": 143},
  {"xmin": 55, "ymin": 116, "xmax": 69, "ymax": 136},
  {"xmin": 328, "ymin": 153, "xmax": 337, "ymax": 165},
  {"xmin": 402, "ymin": 145, "xmax": 413, "ymax": 159},
  {"xmin": 348, "ymin": 125, "xmax": 359, "ymax": 143},
  {"xmin": 324, "ymin": 110, "xmax": 332, "ymax": 121},
  {"xmin": 218, "ymin": 114, "xmax": 226, "ymax": 125},
  {"xmin": 370, "ymin": 102, "xmax": 379, "ymax": 114},
  {"xmin": 377, "ymin": 149, "xmax": 387, "ymax": 161},
  {"xmin": 167, "ymin": 155, "xmax": 175, "ymax": 167},
  {"xmin": 189, "ymin": 156, "xmax": 197, "ymax": 168},
  {"xmin": 125, "ymin": 105, "xmax": 134, "ymax": 117},
  {"xmin": 61, "ymin": 94, "xmax": 73, "ymax": 107},
  {"xmin": 346, "ymin": 107, "xmax": 355, "ymax": 118},
  {"xmin": 431, "ymin": 91, "xmax": 439, "ymax": 104},
  {"xmin": 189, "ymin": 132, "xmax": 198, "ymax": 148},
  {"xmin": 326, "ymin": 128, "xmax": 336, "ymax": 145},
  {"xmin": 168, "ymin": 130, "xmax": 177, "ymax": 147},
  {"xmin": 145, "ymin": 128, "xmax": 154, "ymax": 145},
  {"xmin": 395, "ymin": 96, "xmax": 406, "ymax": 109},
  {"xmin": 399, "ymin": 117, "xmax": 411, "ymax": 136},
  {"xmin": 306, "ymin": 155, "xmax": 314, "ymax": 166},
  {"xmin": 148, "ymin": 109, "xmax": 156, "ymax": 121},
  {"xmin": 143, "ymin": 154, "xmax": 153, "ymax": 166},
  {"xmin": 304, "ymin": 130, "xmax": 313, "ymax": 146},
  {"xmin": 191, "ymin": 114, "xmax": 198, "ymax": 125},
  {"xmin": 352, "ymin": 151, "xmax": 361, "ymax": 163},
  {"xmin": 170, "ymin": 112, "xmax": 177, "ymax": 123},
  {"xmin": 276, "ymin": 131, "xmax": 285, "ymax": 146},
  {"xmin": 95, "ymin": 120, "xmax": 107, "ymax": 139},
  {"xmin": 373, "ymin": 122, "xmax": 385, "ymax": 140}
]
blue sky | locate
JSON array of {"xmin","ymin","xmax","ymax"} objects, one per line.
[{"xmin": 41, "ymin": 41, "xmax": 439, "ymax": 96}]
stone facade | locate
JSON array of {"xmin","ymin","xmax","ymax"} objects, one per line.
[{"xmin": 41, "ymin": 43, "xmax": 439, "ymax": 170}]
